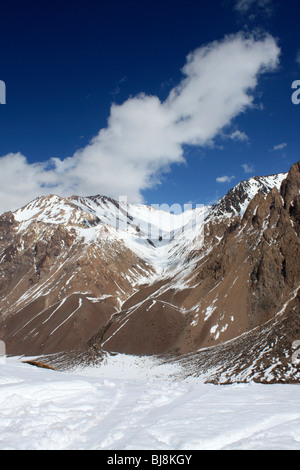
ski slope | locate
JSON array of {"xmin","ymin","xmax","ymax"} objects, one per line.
[{"xmin": 1, "ymin": 356, "xmax": 300, "ymax": 450}]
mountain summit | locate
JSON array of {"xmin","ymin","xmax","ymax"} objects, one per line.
[{"xmin": 0, "ymin": 162, "xmax": 299, "ymax": 383}]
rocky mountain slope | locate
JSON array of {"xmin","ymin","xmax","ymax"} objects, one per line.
[{"xmin": 0, "ymin": 162, "xmax": 299, "ymax": 383}]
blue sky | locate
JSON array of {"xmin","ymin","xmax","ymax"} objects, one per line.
[{"xmin": 0, "ymin": 0, "xmax": 299, "ymax": 213}]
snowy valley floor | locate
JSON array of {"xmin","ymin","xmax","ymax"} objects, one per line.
[{"xmin": 1, "ymin": 355, "xmax": 300, "ymax": 450}]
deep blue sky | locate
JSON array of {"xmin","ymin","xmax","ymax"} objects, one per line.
[{"xmin": 0, "ymin": 0, "xmax": 300, "ymax": 210}]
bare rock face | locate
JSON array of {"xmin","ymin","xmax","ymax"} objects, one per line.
[
  {"xmin": 281, "ymin": 162, "xmax": 300, "ymax": 209},
  {"xmin": 243, "ymin": 184, "xmax": 299, "ymax": 329},
  {"xmin": 0, "ymin": 163, "xmax": 299, "ymax": 383}
]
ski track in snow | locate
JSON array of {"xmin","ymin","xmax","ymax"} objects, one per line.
[{"xmin": 1, "ymin": 357, "xmax": 300, "ymax": 450}]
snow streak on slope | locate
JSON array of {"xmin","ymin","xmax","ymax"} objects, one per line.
[{"xmin": 1, "ymin": 357, "xmax": 300, "ymax": 450}]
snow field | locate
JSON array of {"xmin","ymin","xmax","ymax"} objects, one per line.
[{"xmin": 1, "ymin": 356, "xmax": 300, "ymax": 450}]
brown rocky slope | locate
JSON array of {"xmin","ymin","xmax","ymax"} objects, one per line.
[{"xmin": 0, "ymin": 163, "xmax": 299, "ymax": 383}]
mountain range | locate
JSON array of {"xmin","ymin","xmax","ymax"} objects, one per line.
[{"xmin": 0, "ymin": 162, "xmax": 299, "ymax": 384}]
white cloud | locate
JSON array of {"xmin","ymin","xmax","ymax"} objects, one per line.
[
  {"xmin": 242, "ymin": 163, "xmax": 255, "ymax": 173},
  {"xmin": 271, "ymin": 142, "xmax": 287, "ymax": 151},
  {"xmin": 234, "ymin": 0, "xmax": 274, "ymax": 14},
  {"xmin": 216, "ymin": 175, "xmax": 236, "ymax": 183},
  {"xmin": 0, "ymin": 31, "xmax": 280, "ymax": 214},
  {"xmin": 230, "ymin": 130, "xmax": 249, "ymax": 142},
  {"xmin": 0, "ymin": 153, "xmax": 58, "ymax": 213}
]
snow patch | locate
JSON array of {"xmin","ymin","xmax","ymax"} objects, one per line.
[{"xmin": 1, "ymin": 357, "xmax": 300, "ymax": 450}]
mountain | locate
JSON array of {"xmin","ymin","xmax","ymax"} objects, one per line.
[{"xmin": 0, "ymin": 162, "xmax": 299, "ymax": 384}]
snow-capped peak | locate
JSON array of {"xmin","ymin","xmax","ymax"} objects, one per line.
[
  {"xmin": 210, "ymin": 172, "xmax": 287, "ymax": 218},
  {"xmin": 11, "ymin": 170, "xmax": 288, "ymax": 276}
]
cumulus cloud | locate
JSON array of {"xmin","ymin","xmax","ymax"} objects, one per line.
[
  {"xmin": 0, "ymin": 153, "xmax": 58, "ymax": 213},
  {"xmin": 0, "ymin": 31, "xmax": 280, "ymax": 213},
  {"xmin": 242, "ymin": 163, "xmax": 255, "ymax": 173},
  {"xmin": 230, "ymin": 130, "xmax": 249, "ymax": 142},
  {"xmin": 216, "ymin": 175, "xmax": 236, "ymax": 183}
]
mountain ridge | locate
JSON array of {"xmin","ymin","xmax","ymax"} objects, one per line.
[{"xmin": 0, "ymin": 162, "xmax": 299, "ymax": 383}]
